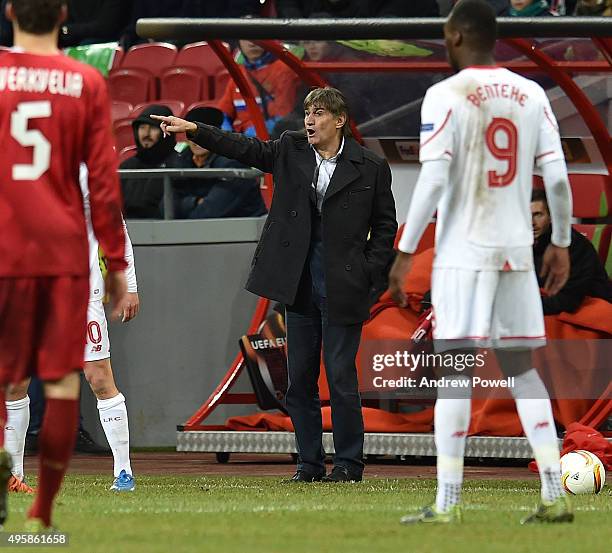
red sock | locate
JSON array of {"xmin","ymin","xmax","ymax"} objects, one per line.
[
  {"xmin": 0, "ymin": 388, "xmax": 5, "ymax": 448},
  {"xmin": 28, "ymin": 398, "xmax": 78, "ymax": 527}
]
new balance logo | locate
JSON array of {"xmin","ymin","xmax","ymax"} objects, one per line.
[
  {"xmin": 90, "ymin": 345, "xmax": 102, "ymax": 352},
  {"xmin": 534, "ymin": 421, "xmax": 550, "ymax": 429}
]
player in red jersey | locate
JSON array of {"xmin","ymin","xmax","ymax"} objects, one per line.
[{"xmin": 0, "ymin": 0, "xmax": 127, "ymax": 530}]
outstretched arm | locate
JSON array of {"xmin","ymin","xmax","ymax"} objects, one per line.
[{"xmin": 150, "ymin": 115, "xmax": 279, "ymax": 174}]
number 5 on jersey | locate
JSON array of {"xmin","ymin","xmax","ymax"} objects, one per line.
[
  {"xmin": 486, "ymin": 117, "xmax": 517, "ymax": 188},
  {"xmin": 11, "ymin": 100, "xmax": 52, "ymax": 180}
]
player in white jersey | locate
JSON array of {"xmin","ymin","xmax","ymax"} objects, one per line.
[
  {"xmin": 5, "ymin": 165, "xmax": 139, "ymax": 493},
  {"xmin": 389, "ymin": 0, "xmax": 573, "ymax": 524}
]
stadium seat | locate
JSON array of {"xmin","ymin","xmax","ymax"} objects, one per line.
[
  {"xmin": 108, "ymin": 68, "xmax": 156, "ymax": 105},
  {"xmin": 394, "ymin": 222, "xmax": 436, "ymax": 253},
  {"xmin": 111, "ymin": 101, "xmax": 133, "ymax": 122},
  {"xmin": 110, "ymin": 45, "xmax": 124, "ymax": 70},
  {"xmin": 175, "ymin": 41, "xmax": 227, "ymax": 76},
  {"xmin": 185, "ymin": 100, "xmax": 218, "ymax": 113},
  {"xmin": 133, "ymin": 100, "xmax": 185, "ymax": 118},
  {"xmin": 160, "ymin": 67, "xmax": 210, "ymax": 108},
  {"xmin": 568, "ymin": 173, "xmax": 611, "ymax": 218},
  {"xmin": 534, "ymin": 173, "xmax": 611, "ymax": 219},
  {"xmin": 118, "ymin": 145, "xmax": 137, "ymax": 165},
  {"xmin": 113, "ymin": 118, "xmax": 135, "ymax": 152},
  {"xmin": 214, "ymin": 70, "xmax": 232, "ymax": 100},
  {"xmin": 121, "ymin": 42, "xmax": 178, "ymax": 77},
  {"xmin": 573, "ymin": 224, "xmax": 612, "ymax": 264}
]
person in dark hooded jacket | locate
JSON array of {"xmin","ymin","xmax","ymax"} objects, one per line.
[
  {"xmin": 119, "ymin": 105, "xmax": 176, "ymax": 219},
  {"xmin": 169, "ymin": 106, "xmax": 267, "ymax": 219}
]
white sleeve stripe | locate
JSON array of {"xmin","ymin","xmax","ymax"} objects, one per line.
[{"xmin": 420, "ymin": 109, "xmax": 452, "ymax": 149}]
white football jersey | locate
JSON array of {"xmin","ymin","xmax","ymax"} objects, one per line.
[
  {"xmin": 79, "ymin": 164, "xmax": 137, "ymax": 301},
  {"xmin": 418, "ymin": 66, "xmax": 564, "ymax": 270}
]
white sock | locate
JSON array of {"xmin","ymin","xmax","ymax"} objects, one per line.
[
  {"xmin": 434, "ymin": 375, "xmax": 472, "ymax": 513},
  {"xmin": 5, "ymin": 396, "xmax": 30, "ymax": 479},
  {"xmin": 97, "ymin": 393, "xmax": 132, "ymax": 478},
  {"xmin": 511, "ymin": 369, "xmax": 563, "ymax": 503}
]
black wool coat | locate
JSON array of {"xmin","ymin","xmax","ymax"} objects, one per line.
[{"xmin": 190, "ymin": 125, "xmax": 397, "ymax": 325}]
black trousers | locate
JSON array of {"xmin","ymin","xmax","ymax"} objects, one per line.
[{"xmin": 284, "ymin": 221, "xmax": 364, "ymax": 476}]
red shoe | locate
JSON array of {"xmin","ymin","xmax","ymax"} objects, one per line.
[{"xmin": 7, "ymin": 475, "xmax": 35, "ymax": 494}]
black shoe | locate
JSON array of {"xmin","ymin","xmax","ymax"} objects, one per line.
[
  {"xmin": 74, "ymin": 429, "xmax": 111, "ymax": 455},
  {"xmin": 321, "ymin": 466, "xmax": 362, "ymax": 483},
  {"xmin": 285, "ymin": 470, "xmax": 325, "ymax": 483}
]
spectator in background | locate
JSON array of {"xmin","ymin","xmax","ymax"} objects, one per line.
[
  {"xmin": 272, "ymin": 40, "xmax": 359, "ymax": 136},
  {"xmin": 216, "ymin": 40, "xmax": 300, "ymax": 135},
  {"xmin": 532, "ymin": 188, "xmax": 612, "ymax": 314},
  {"xmin": 170, "ymin": 107, "xmax": 267, "ymax": 219},
  {"xmin": 59, "ymin": 0, "xmax": 132, "ymax": 47},
  {"xmin": 574, "ymin": 0, "xmax": 612, "ymax": 14},
  {"xmin": 120, "ymin": 105, "xmax": 176, "ymax": 219},
  {"xmin": 509, "ymin": 0, "xmax": 555, "ymax": 15}
]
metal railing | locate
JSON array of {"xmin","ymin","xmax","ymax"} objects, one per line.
[{"xmin": 118, "ymin": 167, "xmax": 263, "ymax": 220}]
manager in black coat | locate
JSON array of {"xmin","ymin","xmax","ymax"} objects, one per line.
[{"xmin": 153, "ymin": 88, "xmax": 397, "ymax": 482}]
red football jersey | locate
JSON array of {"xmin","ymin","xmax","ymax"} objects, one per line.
[{"xmin": 0, "ymin": 50, "xmax": 126, "ymax": 277}]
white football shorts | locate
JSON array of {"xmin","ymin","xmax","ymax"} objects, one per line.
[
  {"xmin": 84, "ymin": 299, "xmax": 110, "ymax": 362},
  {"xmin": 431, "ymin": 267, "xmax": 546, "ymax": 351}
]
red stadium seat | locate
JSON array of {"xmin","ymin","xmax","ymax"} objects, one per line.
[
  {"xmin": 111, "ymin": 101, "xmax": 133, "ymax": 122},
  {"xmin": 113, "ymin": 118, "xmax": 135, "ymax": 151},
  {"xmin": 108, "ymin": 68, "xmax": 156, "ymax": 105},
  {"xmin": 185, "ymin": 100, "xmax": 219, "ymax": 115},
  {"xmin": 573, "ymin": 224, "xmax": 611, "ymax": 264},
  {"xmin": 121, "ymin": 42, "xmax": 178, "ymax": 77},
  {"xmin": 534, "ymin": 173, "xmax": 611, "ymax": 219},
  {"xmin": 175, "ymin": 42, "xmax": 227, "ymax": 76},
  {"xmin": 133, "ymin": 100, "xmax": 185, "ymax": 118},
  {"xmin": 533, "ymin": 175, "xmax": 544, "ymax": 189},
  {"xmin": 213, "ymin": 70, "xmax": 232, "ymax": 100},
  {"xmin": 160, "ymin": 67, "xmax": 210, "ymax": 108},
  {"xmin": 118, "ymin": 145, "xmax": 137, "ymax": 165},
  {"xmin": 110, "ymin": 45, "xmax": 124, "ymax": 70},
  {"xmin": 568, "ymin": 173, "xmax": 611, "ymax": 218}
]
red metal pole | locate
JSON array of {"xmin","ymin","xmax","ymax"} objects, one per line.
[
  {"xmin": 208, "ymin": 40, "xmax": 274, "ymax": 208},
  {"xmin": 504, "ymin": 38, "xmax": 612, "ymax": 174},
  {"xmin": 253, "ymin": 39, "xmax": 364, "ymax": 142},
  {"xmin": 183, "ymin": 297, "xmax": 270, "ymax": 429}
]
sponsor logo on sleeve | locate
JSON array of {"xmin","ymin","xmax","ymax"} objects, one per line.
[{"xmin": 421, "ymin": 123, "xmax": 434, "ymax": 132}]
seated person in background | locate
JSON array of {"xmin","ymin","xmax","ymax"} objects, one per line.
[
  {"xmin": 508, "ymin": 0, "xmax": 555, "ymax": 15},
  {"xmin": 532, "ymin": 188, "xmax": 612, "ymax": 314},
  {"xmin": 120, "ymin": 105, "xmax": 176, "ymax": 219},
  {"xmin": 170, "ymin": 107, "xmax": 267, "ymax": 219},
  {"xmin": 216, "ymin": 40, "xmax": 299, "ymax": 136}
]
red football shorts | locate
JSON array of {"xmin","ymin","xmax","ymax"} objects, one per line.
[{"xmin": 0, "ymin": 276, "xmax": 89, "ymax": 384}]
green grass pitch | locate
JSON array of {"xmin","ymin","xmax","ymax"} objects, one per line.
[{"xmin": 3, "ymin": 476, "xmax": 610, "ymax": 553}]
